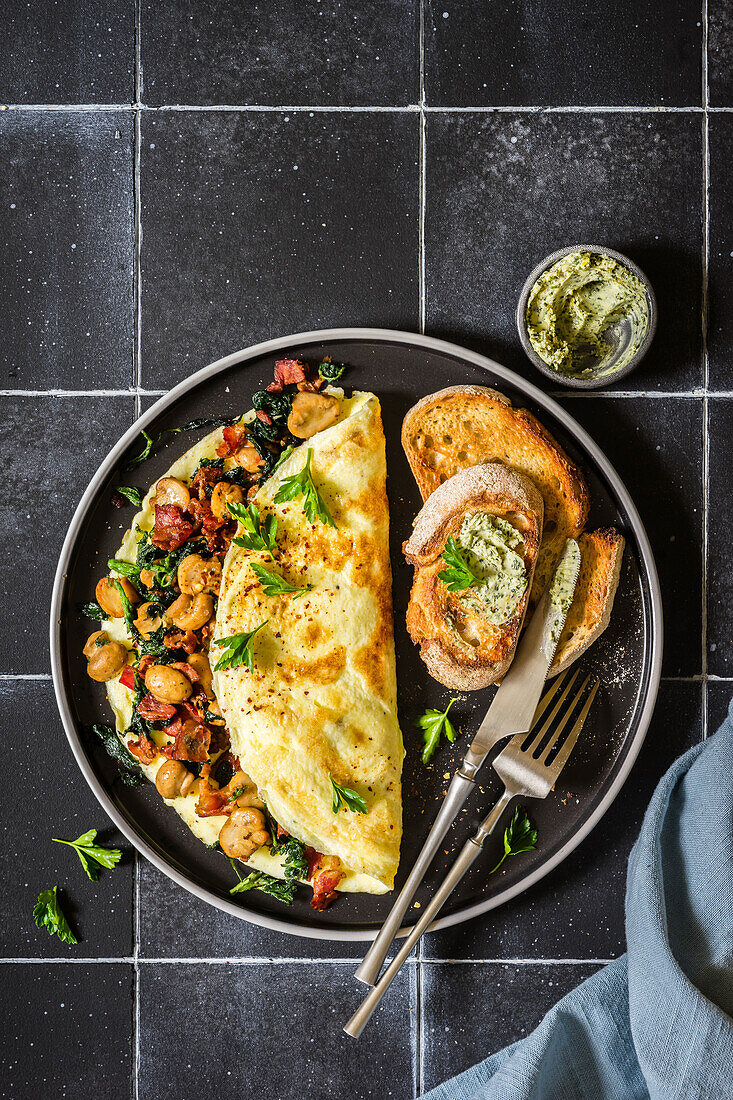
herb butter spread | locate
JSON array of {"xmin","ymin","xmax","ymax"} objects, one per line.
[
  {"xmin": 548, "ymin": 538, "xmax": 581, "ymax": 648},
  {"xmin": 526, "ymin": 251, "xmax": 649, "ymax": 379},
  {"xmin": 453, "ymin": 513, "xmax": 527, "ymax": 625}
]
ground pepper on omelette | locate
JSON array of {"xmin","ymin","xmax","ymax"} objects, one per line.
[{"xmin": 82, "ymin": 358, "xmax": 404, "ymax": 909}]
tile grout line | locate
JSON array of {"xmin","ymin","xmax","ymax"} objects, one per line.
[
  {"xmin": 4, "ymin": 388, "xmax": 733, "ymax": 400},
  {"xmin": 5, "ymin": 103, "xmax": 733, "ymax": 114},
  {"xmin": 0, "ymin": 955, "xmax": 613, "ymax": 965},
  {"xmin": 701, "ymin": 0, "xmax": 710, "ymax": 736}
]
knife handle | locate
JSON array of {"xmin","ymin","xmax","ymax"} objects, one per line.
[{"xmin": 354, "ymin": 768, "xmax": 475, "ymax": 986}]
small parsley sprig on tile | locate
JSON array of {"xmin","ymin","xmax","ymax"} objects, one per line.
[
  {"xmin": 330, "ymin": 776, "xmax": 368, "ymax": 815},
  {"xmin": 52, "ymin": 829, "xmax": 122, "ymax": 881},
  {"xmin": 250, "ymin": 562, "xmax": 312, "ymax": 599},
  {"xmin": 438, "ymin": 538, "xmax": 483, "ymax": 592},
  {"xmin": 228, "ymin": 501, "xmax": 278, "ymax": 559},
  {"xmin": 213, "ymin": 621, "xmax": 268, "ymax": 672},
  {"xmin": 274, "ymin": 448, "xmax": 335, "ymax": 528},
  {"xmin": 33, "ymin": 886, "xmax": 77, "ymax": 945},
  {"xmin": 417, "ymin": 699, "xmax": 459, "ymax": 764},
  {"xmin": 489, "ymin": 806, "xmax": 538, "ymax": 875}
]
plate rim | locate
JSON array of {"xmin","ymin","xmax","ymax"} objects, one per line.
[{"xmin": 50, "ymin": 326, "xmax": 663, "ymax": 942}]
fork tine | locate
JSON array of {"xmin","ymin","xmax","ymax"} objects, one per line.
[
  {"xmin": 539, "ymin": 674, "xmax": 591, "ymax": 763},
  {"xmin": 525, "ymin": 669, "xmax": 581, "ymax": 755},
  {"xmin": 543, "ymin": 678, "xmax": 600, "ymax": 779},
  {"xmin": 530, "ymin": 669, "xmax": 570, "ymax": 727}
]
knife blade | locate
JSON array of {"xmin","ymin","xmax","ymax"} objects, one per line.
[{"xmin": 354, "ymin": 537, "xmax": 581, "ymax": 987}]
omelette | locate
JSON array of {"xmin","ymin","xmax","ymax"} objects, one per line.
[{"xmin": 80, "ymin": 366, "xmax": 403, "ymax": 908}]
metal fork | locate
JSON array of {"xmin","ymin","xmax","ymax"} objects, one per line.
[{"xmin": 344, "ymin": 671, "xmax": 600, "ymax": 1037}]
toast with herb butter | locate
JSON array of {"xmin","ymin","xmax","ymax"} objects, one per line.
[
  {"xmin": 403, "ymin": 463, "xmax": 543, "ymax": 690},
  {"xmin": 549, "ymin": 527, "xmax": 625, "ymax": 676}
]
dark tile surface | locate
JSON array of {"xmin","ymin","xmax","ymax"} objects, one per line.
[
  {"xmin": 421, "ymin": 962, "xmax": 600, "ymax": 1091},
  {"xmin": 0, "ymin": 111, "xmax": 134, "ymax": 390},
  {"xmin": 0, "ymin": 681, "xmax": 134, "ymax": 957},
  {"xmin": 0, "ymin": 395, "xmax": 135, "ymax": 673},
  {"xmin": 708, "ymin": 115, "xmax": 733, "ymax": 390},
  {"xmin": 142, "ymin": 0, "xmax": 418, "ymax": 106},
  {"xmin": 139, "ymin": 963, "xmax": 416, "ymax": 1096},
  {"xmin": 139, "ymin": 860, "xmax": 361, "ymax": 959},
  {"xmin": 424, "ymin": 0, "xmax": 702, "ymax": 107},
  {"xmin": 708, "ymin": 400, "xmax": 733, "ymax": 676},
  {"xmin": 425, "ymin": 111, "xmax": 703, "ymax": 392},
  {"xmin": 709, "ymin": 0, "xmax": 733, "ymax": 105},
  {"xmin": 0, "ymin": 964, "xmax": 132, "ymax": 1100},
  {"xmin": 139, "ymin": 111, "xmax": 419, "ymax": 389},
  {"xmin": 559, "ymin": 396, "xmax": 703, "ymax": 677},
  {"xmin": 424, "ymin": 683, "xmax": 702, "ymax": 961},
  {"xmin": 0, "ymin": 1, "xmax": 134, "ymax": 104}
]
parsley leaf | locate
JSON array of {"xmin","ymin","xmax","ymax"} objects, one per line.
[
  {"xmin": 330, "ymin": 776, "xmax": 368, "ymax": 815},
  {"xmin": 271, "ymin": 444, "xmax": 295, "ymax": 475},
  {"xmin": 250, "ymin": 562, "xmax": 312, "ymax": 599},
  {"xmin": 90, "ymin": 723, "xmax": 144, "ymax": 786},
  {"xmin": 489, "ymin": 806, "xmax": 539, "ymax": 875},
  {"xmin": 33, "ymin": 886, "xmax": 77, "ymax": 945},
  {"xmin": 274, "ymin": 448, "xmax": 336, "ymax": 528},
  {"xmin": 317, "ymin": 356, "xmax": 345, "ymax": 382},
  {"xmin": 213, "ymin": 621, "xmax": 268, "ymax": 672},
  {"xmin": 229, "ymin": 869, "xmax": 296, "ymax": 905},
  {"xmin": 438, "ymin": 537, "xmax": 483, "ymax": 592},
  {"xmin": 228, "ymin": 501, "xmax": 278, "ymax": 559},
  {"xmin": 52, "ymin": 829, "xmax": 122, "ymax": 881},
  {"xmin": 417, "ymin": 699, "xmax": 459, "ymax": 764},
  {"xmin": 115, "ymin": 485, "xmax": 143, "ymax": 508}
]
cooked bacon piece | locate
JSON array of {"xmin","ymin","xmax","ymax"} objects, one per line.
[
  {"xmin": 266, "ymin": 358, "xmax": 307, "ymax": 392},
  {"xmin": 136, "ymin": 692, "xmax": 177, "ymax": 722},
  {"xmin": 187, "ymin": 497, "xmax": 228, "ymax": 552},
  {"xmin": 151, "ymin": 503, "xmax": 195, "ymax": 552},
  {"xmin": 127, "ymin": 732, "xmax": 159, "ymax": 765},
  {"xmin": 137, "ymin": 655, "xmax": 157, "ymax": 678},
  {"xmin": 161, "ymin": 717, "xmax": 211, "ymax": 763},
  {"xmin": 195, "ymin": 774, "xmax": 231, "ymax": 817},
  {"xmin": 255, "ymin": 409, "xmax": 273, "ymax": 425},
  {"xmin": 118, "ymin": 665, "xmax": 136, "ymax": 690},
  {"xmin": 163, "ymin": 629, "xmax": 198, "ymax": 654},
  {"xmin": 222, "ymin": 750, "xmax": 241, "ymax": 772},
  {"xmin": 179, "ymin": 696, "xmax": 207, "ymax": 724},
  {"xmin": 190, "ymin": 463, "xmax": 223, "ymax": 500},
  {"xmin": 216, "ymin": 424, "xmax": 247, "ymax": 459},
  {"xmin": 309, "ymin": 853, "xmax": 345, "ymax": 911},
  {"xmin": 168, "ymin": 661, "xmax": 200, "ymax": 684},
  {"xmin": 209, "ymin": 725, "xmax": 231, "ymax": 754}
]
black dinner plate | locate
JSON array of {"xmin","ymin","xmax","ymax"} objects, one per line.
[{"xmin": 50, "ymin": 329, "xmax": 662, "ymax": 941}]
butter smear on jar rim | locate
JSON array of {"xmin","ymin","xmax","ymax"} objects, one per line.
[{"xmin": 525, "ymin": 250, "xmax": 650, "ymax": 380}]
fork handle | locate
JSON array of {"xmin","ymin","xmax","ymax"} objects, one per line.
[
  {"xmin": 354, "ymin": 769, "xmax": 476, "ymax": 986},
  {"xmin": 345, "ymin": 788, "xmax": 514, "ymax": 1038}
]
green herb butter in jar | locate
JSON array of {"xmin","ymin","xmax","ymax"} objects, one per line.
[{"xmin": 523, "ymin": 249, "xmax": 653, "ymax": 383}]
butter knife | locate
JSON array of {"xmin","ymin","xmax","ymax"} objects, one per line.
[{"xmin": 354, "ymin": 537, "xmax": 581, "ymax": 986}]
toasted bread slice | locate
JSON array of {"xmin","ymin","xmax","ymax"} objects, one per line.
[
  {"xmin": 403, "ymin": 463, "xmax": 543, "ymax": 691},
  {"xmin": 549, "ymin": 526, "xmax": 625, "ymax": 676},
  {"xmin": 401, "ymin": 386, "xmax": 589, "ymax": 607}
]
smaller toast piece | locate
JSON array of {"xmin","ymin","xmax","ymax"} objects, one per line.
[
  {"xmin": 404, "ymin": 463, "xmax": 543, "ymax": 691},
  {"xmin": 549, "ymin": 527, "xmax": 625, "ymax": 676}
]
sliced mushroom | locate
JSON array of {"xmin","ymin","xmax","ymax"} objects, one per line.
[
  {"xmin": 165, "ymin": 592, "xmax": 214, "ymax": 631},
  {"xmin": 234, "ymin": 444, "xmax": 264, "ymax": 473},
  {"xmin": 177, "ymin": 553, "xmax": 222, "ymax": 596},
  {"xmin": 155, "ymin": 476, "xmax": 190, "ymax": 510},
  {"xmin": 187, "ymin": 651, "xmax": 214, "ymax": 699},
  {"xmin": 96, "ymin": 576, "xmax": 140, "ymax": 618},
  {"xmin": 222, "ymin": 770, "xmax": 264, "ymax": 809},
  {"xmin": 84, "ymin": 631, "xmax": 127, "ymax": 682},
  {"xmin": 134, "ymin": 601, "xmax": 163, "ymax": 638},
  {"xmin": 210, "ymin": 481, "xmax": 244, "ymax": 520},
  {"xmin": 155, "ymin": 760, "xmax": 195, "ymax": 799},
  {"xmin": 218, "ymin": 807, "xmax": 270, "ymax": 861},
  {"xmin": 144, "ymin": 664, "xmax": 192, "ymax": 704},
  {"xmin": 287, "ymin": 392, "xmax": 340, "ymax": 439}
]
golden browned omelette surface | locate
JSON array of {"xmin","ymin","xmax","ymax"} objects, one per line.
[{"xmin": 214, "ymin": 392, "xmax": 404, "ymax": 889}]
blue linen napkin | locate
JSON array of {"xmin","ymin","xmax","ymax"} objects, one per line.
[{"xmin": 423, "ymin": 697, "xmax": 733, "ymax": 1099}]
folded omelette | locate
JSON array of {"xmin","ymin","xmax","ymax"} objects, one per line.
[
  {"xmin": 88, "ymin": 386, "xmax": 403, "ymax": 903},
  {"xmin": 214, "ymin": 391, "xmax": 404, "ymax": 890}
]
